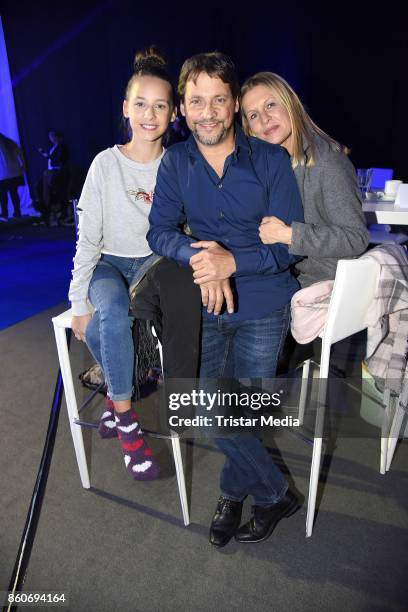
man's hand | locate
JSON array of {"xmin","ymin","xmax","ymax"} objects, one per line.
[
  {"xmin": 259, "ymin": 216, "xmax": 293, "ymax": 245},
  {"xmin": 200, "ymin": 279, "xmax": 234, "ymax": 315},
  {"xmin": 190, "ymin": 241, "xmax": 236, "ymax": 283},
  {"xmin": 71, "ymin": 314, "xmax": 92, "ymax": 341}
]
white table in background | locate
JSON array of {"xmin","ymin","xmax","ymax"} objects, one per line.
[{"xmin": 363, "ymin": 199, "xmax": 408, "ymax": 225}]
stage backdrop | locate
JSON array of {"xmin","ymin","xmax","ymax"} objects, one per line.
[
  {"xmin": 0, "ymin": 16, "xmax": 33, "ymax": 216},
  {"xmin": 2, "ymin": 0, "xmax": 407, "ymax": 195}
]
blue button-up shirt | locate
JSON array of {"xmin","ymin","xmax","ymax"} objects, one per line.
[{"xmin": 148, "ymin": 125, "xmax": 304, "ymax": 321}]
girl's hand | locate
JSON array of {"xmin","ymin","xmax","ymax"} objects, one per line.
[
  {"xmin": 259, "ymin": 216, "xmax": 293, "ymax": 245},
  {"xmin": 71, "ymin": 314, "xmax": 92, "ymax": 341}
]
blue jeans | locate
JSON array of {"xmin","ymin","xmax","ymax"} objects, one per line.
[
  {"xmin": 85, "ymin": 253, "xmax": 158, "ymax": 401},
  {"xmin": 200, "ymin": 304, "xmax": 290, "ymax": 505}
]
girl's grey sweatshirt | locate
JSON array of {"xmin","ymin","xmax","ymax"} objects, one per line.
[{"xmin": 68, "ymin": 145, "xmax": 163, "ymax": 315}]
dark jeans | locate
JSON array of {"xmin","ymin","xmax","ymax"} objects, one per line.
[
  {"xmin": 0, "ymin": 176, "xmax": 22, "ymax": 218},
  {"xmin": 200, "ymin": 304, "xmax": 290, "ymax": 505},
  {"xmin": 35, "ymin": 168, "xmax": 68, "ymax": 222}
]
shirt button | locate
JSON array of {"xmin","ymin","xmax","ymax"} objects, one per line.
[
  {"xmin": 220, "ymin": 211, "xmax": 224, "ymax": 218},
  {"xmin": 218, "ymin": 183, "xmax": 223, "ymax": 189},
  {"xmin": 225, "ymin": 238, "xmax": 230, "ymax": 243}
]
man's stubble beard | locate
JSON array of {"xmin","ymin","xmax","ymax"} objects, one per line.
[{"xmin": 192, "ymin": 122, "xmax": 229, "ymax": 146}]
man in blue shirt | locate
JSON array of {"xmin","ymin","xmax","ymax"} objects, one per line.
[{"xmin": 148, "ymin": 52, "xmax": 304, "ymax": 547}]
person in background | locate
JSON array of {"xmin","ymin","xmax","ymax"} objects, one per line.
[
  {"xmin": 166, "ymin": 114, "xmax": 189, "ymax": 146},
  {"xmin": 36, "ymin": 130, "xmax": 68, "ymax": 226},
  {"xmin": 68, "ymin": 47, "xmax": 176, "ymax": 481},
  {"xmin": 0, "ymin": 132, "xmax": 25, "ymax": 221}
]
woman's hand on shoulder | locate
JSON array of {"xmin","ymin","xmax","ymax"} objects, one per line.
[{"xmin": 71, "ymin": 314, "xmax": 92, "ymax": 341}]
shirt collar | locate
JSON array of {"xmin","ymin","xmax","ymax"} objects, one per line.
[{"xmin": 235, "ymin": 124, "xmax": 251, "ymax": 153}]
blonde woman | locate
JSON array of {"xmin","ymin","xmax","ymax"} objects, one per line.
[{"xmin": 240, "ymin": 72, "xmax": 369, "ymax": 288}]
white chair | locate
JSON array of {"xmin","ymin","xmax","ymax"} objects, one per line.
[
  {"xmin": 299, "ymin": 258, "xmax": 381, "ymax": 537},
  {"xmin": 52, "ymin": 308, "xmax": 190, "ymax": 526}
]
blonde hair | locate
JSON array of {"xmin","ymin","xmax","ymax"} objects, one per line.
[{"xmin": 240, "ymin": 72, "xmax": 347, "ymax": 168}]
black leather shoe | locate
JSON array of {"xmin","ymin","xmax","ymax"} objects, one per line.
[
  {"xmin": 209, "ymin": 496, "xmax": 244, "ymax": 548},
  {"xmin": 235, "ymin": 490, "xmax": 300, "ymax": 543}
]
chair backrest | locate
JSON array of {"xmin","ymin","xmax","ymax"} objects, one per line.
[
  {"xmin": 369, "ymin": 168, "xmax": 393, "ymax": 190},
  {"xmin": 322, "ymin": 258, "xmax": 380, "ymax": 347}
]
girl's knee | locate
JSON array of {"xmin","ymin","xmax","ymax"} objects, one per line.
[{"xmin": 98, "ymin": 305, "xmax": 131, "ymax": 325}]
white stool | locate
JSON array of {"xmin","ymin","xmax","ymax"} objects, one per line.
[{"xmin": 52, "ymin": 308, "xmax": 190, "ymax": 525}]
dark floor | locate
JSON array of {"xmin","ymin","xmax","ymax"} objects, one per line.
[
  {"xmin": 1, "ymin": 304, "xmax": 407, "ymax": 612},
  {"xmin": 0, "ymin": 219, "xmax": 76, "ymax": 329},
  {"xmin": 1, "ymin": 226, "xmax": 407, "ymax": 611}
]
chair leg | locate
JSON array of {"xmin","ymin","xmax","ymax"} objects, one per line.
[
  {"xmin": 380, "ymin": 389, "xmax": 392, "ymax": 475},
  {"xmin": 306, "ymin": 437, "xmax": 323, "ymax": 537},
  {"xmin": 298, "ymin": 359, "xmax": 310, "ymax": 425},
  {"xmin": 53, "ymin": 323, "xmax": 90, "ymax": 489},
  {"xmin": 170, "ymin": 434, "xmax": 190, "ymax": 526},
  {"xmin": 386, "ymin": 405, "xmax": 405, "ymax": 471},
  {"xmin": 380, "ymin": 440, "xmax": 388, "ymax": 475},
  {"xmin": 153, "ymin": 327, "xmax": 189, "ymax": 526},
  {"xmin": 306, "ymin": 374, "xmax": 328, "ymax": 538}
]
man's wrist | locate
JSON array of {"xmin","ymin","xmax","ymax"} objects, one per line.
[
  {"xmin": 228, "ymin": 253, "xmax": 237, "ymax": 275},
  {"xmin": 279, "ymin": 226, "xmax": 293, "ymax": 245}
]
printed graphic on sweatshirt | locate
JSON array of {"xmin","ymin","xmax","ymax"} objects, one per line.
[{"xmin": 128, "ymin": 188, "xmax": 154, "ymax": 204}]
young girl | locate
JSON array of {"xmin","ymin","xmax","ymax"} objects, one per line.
[{"xmin": 68, "ymin": 48, "xmax": 176, "ymax": 481}]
